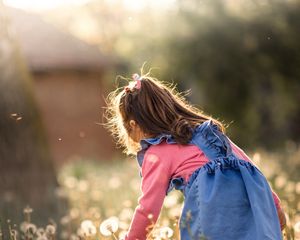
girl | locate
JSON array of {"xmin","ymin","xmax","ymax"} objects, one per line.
[{"xmin": 105, "ymin": 72, "xmax": 286, "ymax": 240}]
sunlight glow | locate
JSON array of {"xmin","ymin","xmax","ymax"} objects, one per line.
[
  {"xmin": 4, "ymin": 0, "xmax": 175, "ymax": 11},
  {"xmin": 123, "ymin": 0, "xmax": 175, "ymax": 10},
  {"xmin": 3, "ymin": 0, "xmax": 91, "ymax": 10},
  {"xmin": 122, "ymin": 0, "xmax": 146, "ymax": 11}
]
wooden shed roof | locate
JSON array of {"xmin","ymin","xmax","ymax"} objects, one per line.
[{"xmin": 7, "ymin": 7, "xmax": 110, "ymax": 72}]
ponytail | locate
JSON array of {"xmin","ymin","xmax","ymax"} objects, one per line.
[{"xmin": 172, "ymin": 117, "xmax": 193, "ymax": 144}]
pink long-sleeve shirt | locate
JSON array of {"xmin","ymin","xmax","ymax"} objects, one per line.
[{"xmin": 124, "ymin": 138, "xmax": 283, "ymax": 240}]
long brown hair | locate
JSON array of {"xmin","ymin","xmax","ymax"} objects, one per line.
[{"xmin": 104, "ymin": 70, "xmax": 225, "ymax": 155}]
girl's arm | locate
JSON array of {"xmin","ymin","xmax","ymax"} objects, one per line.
[
  {"xmin": 228, "ymin": 138, "xmax": 286, "ymax": 230},
  {"xmin": 124, "ymin": 150, "xmax": 171, "ymax": 240},
  {"xmin": 272, "ymin": 190, "xmax": 287, "ymax": 230}
]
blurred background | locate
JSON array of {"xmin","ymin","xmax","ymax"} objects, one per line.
[{"xmin": 0, "ymin": 0, "xmax": 299, "ymax": 239}]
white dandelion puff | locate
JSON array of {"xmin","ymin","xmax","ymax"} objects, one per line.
[
  {"xmin": 159, "ymin": 227, "xmax": 173, "ymax": 239},
  {"xmin": 80, "ymin": 220, "xmax": 97, "ymax": 237},
  {"xmin": 45, "ymin": 225, "xmax": 56, "ymax": 236},
  {"xmin": 294, "ymin": 221, "xmax": 300, "ymax": 232},
  {"xmin": 36, "ymin": 228, "xmax": 45, "ymax": 237},
  {"xmin": 99, "ymin": 216, "xmax": 119, "ymax": 238},
  {"xmin": 36, "ymin": 235, "xmax": 48, "ymax": 240}
]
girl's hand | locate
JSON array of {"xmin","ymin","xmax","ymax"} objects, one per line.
[{"xmin": 277, "ymin": 205, "xmax": 287, "ymax": 231}]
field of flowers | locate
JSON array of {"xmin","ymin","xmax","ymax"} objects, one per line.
[{"xmin": 2, "ymin": 145, "xmax": 300, "ymax": 240}]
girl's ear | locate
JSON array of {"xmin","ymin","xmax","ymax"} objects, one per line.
[{"xmin": 129, "ymin": 120, "xmax": 137, "ymax": 129}]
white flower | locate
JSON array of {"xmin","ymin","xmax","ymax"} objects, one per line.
[
  {"xmin": 20, "ymin": 222, "xmax": 37, "ymax": 234},
  {"xmin": 294, "ymin": 221, "xmax": 300, "ymax": 239},
  {"xmin": 36, "ymin": 228, "xmax": 45, "ymax": 237},
  {"xmin": 294, "ymin": 221, "xmax": 300, "ymax": 233},
  {"xmin": 159, "ymin": 227, "xmax": 173, "ymax": 239},
  {"xmin": 69, "ymin": 234, "xmax": 80, "ymax": 240},
  {"xmin": 36, "ymin": 236, "xmax": 48, "ymax": 240},
  {"xmin": 64, "ymin": 176, "xmax": 77, "ymax": 189},
  {"xmin": 164, "ymin": 194, "xmax": 179, "ymax": 208},
  {"xmin": 60, "ymin": 215, "xmax": 71, "ymax": 226},
  {"xmin": 80, "ymin": 220, "xmax": 97, "ymax": 236},
  {"xmin": 108, "ymin": 177, "xmax": 122, "ymax": 189},
  {"xmin": 99, "ymin": 216, "xmax": 119, "ymax": 236},
  {"xmin": 80, "ymin": 220, "xmax": 93, "ymax": 229},
  {"xmin": 45, "ymin": 225, "xmax": 56, "ymax": 235}
]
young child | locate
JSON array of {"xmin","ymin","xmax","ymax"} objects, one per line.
[{"xmin": 105, "ymin": 73, "xmax": 286, "ymax": 240}]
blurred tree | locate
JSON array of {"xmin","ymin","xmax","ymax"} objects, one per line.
[
  {"xmin": 44, "ymin": 0, "xmax": 300, "ymax": 150},
  {"xmin": 0, "ymin": 2, "xmax": 67, "ymax": 228},
  {"xmin": 161, "ymin": 0, "xmax": 300, "ymax": 149}
]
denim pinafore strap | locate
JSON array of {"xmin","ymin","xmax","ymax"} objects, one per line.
[{"xmin": 137, "ymin": 120, "xmax": 282, "ymax": 240}]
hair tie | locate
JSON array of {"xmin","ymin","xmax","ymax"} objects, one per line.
[
  {"xmin": 132, "ymin": 73, "xmax": 142, "ymax": 89},
  {"xmin": 124, "ymin": 73, "xmax": 142, "ymax": 92}
]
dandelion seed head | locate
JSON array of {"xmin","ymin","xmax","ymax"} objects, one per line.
[
  {"xmin": 168, "ymin": 206, "xmax": 182, "ymax": 218},
  {"xmin": 122, "ymin": 199, "xmax": 132, "ymax": 207},
  {"xmin": 285, "ymin": 181, "xmax": 295, "ymax": 193},
  {"xmin": 159, "ymin": 227, "xmax": 174, "ymax": 238},
  {"xmin": 36, "ymin": 235, "xmax": 48, "ymax": 240},
  {"xmin": 64, "ymin": 177, "xmax": 77, "ymax": 189},
  {"xmin": 294, "ymin": 221, "xmax": 300, "ymax": 232},
  {"xmin": 45, "ymin": 225, "xmax": 56, "ymax": 235},
  {"xmin": 80, "ymin": 220, "xmax": 94, "ymax": 229},
  {"xmin": 78, "ymin": 180, "xmax": 89, "ymax": 192},
  {"xmin": 69, "ymin": 208, "xmax": 80, "ymax": 219},
  {"xmin": 77, "ymin": 228, "xmax": 84, "ymax": 237},
  {"xmin": 23, "ymin": 223, "xmax": 37, "ymax": 234},
  {"xmin": 91, "ymin": 190, "xmax": 102, "ymax": 201},
  {"xmin": 80, "ymin": 220, "xmax": 97, "ymax": 236},
  {"xmin": 70, "ymin": 234, "xmax": 80, "ymax": 240},
  {"xmin": 99, "ymin": 216, "xmax": 119, "ymax": 236},
  {"xmin": 23, "ymin": 206, "xmax": 33, "ymax": 214},
  {"xmin": 60, "ymin": 230, "xmax": 69, "ymax": 239},
  {"xmin": 275, "ymin": 175, "xmax": 287, "ymax": 189},
  {"xmin": 60, "ymin": 215, "xmax": 71, "ymax": 225},
  {"xmin": 10, "ymin": 229, "xmax": 18, "ymax": 238},
  {"xmin": 164, "ymin": 194, "xmax": 178, "ymax": 208},
  {"xmin": 108, "ymin": 177, "xmax": 122, "ymax": 189},
  {"xmin": 36, "ymin": 228, "xmax": 45, "ymax": 237}
]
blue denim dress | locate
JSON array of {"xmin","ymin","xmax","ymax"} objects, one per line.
[{"xmin": 137, "ymin": 120, "xmax": 282, "ymax": 240}]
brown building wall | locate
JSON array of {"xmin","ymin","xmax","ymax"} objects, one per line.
[{"xmin": 31, "ymin": 71, "xmax": 119, "ymax": 167}]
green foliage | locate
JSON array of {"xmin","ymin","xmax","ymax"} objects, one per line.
[
  {"xmin": 111, "ymin": 0, "xmax": 300, "ymax": 150},
  {"xmin": 160, "ymin": 0, "xmax": 300, "ymax": 149}
]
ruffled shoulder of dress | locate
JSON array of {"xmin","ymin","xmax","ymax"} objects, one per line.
[
  {"xmin": 136, "ymin": 119, "xmax": 225, "ymax": 168},
  {"xmin": 192, "ymin": 119, "xmax": 221, "ymax": 136},
  {"xmin": 136, "ymin": 133, "xmax": 177, "ymax": 168},
  {"xmin": 140, "ymin": 133, "xmax": 176, "ymax": 149}
]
